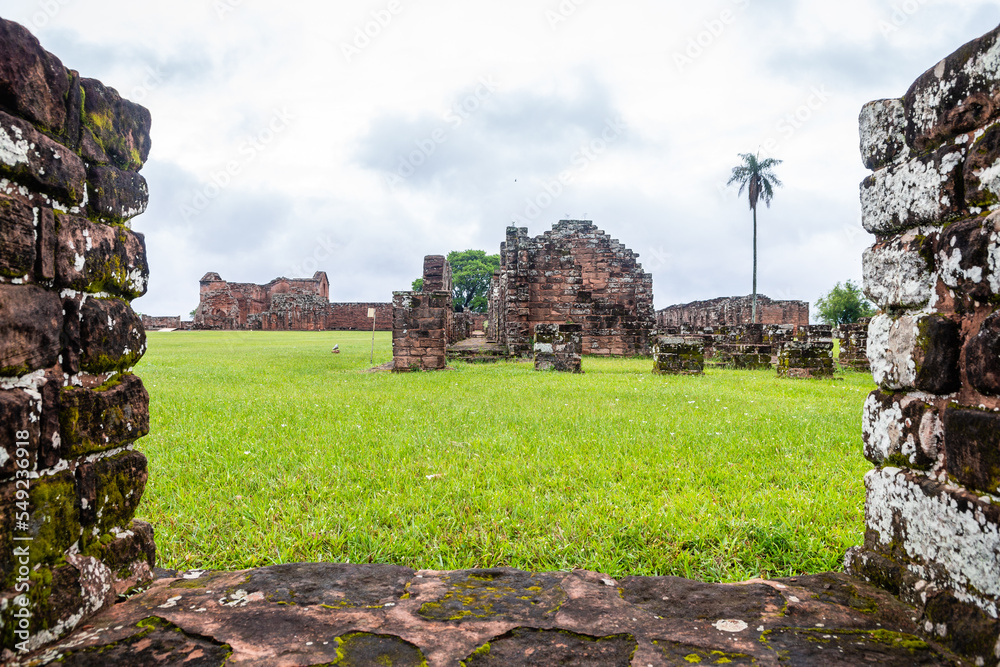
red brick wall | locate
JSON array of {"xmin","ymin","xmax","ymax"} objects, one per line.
[
  {"xmin": 492, "ymin": 221, "xmax": 654, "ymax": 357},
  {"xmin": 657, "ymin": 295, "xmax": 810, "ymax": 328}
]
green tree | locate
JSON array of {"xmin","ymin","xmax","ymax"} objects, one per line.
[
  {"xmin": 815, "ymin": 280, "xmax": 877, "ymax": 325},
  {"xmin": 409, "ymin": 250, "xmax": 500, "ymax": 313},
  {"xmin": 448, "ymin": 249, "xmax": 500, "ymax": 313},
  {"xmin": 727, "ymin": 152, "xmax": 783, "ymax": 324}
]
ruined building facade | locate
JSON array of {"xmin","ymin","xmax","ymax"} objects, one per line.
[
  {"xmin": 656, "ymin": 294, "xmax": 810, "ymax": 329},
  {"xmin": 489, "ymin": 221, "xmax": 654, "ymax": 356},
  {"xmin": 194, "ymin": 272, "xmax": 391, "ymax": 331}
]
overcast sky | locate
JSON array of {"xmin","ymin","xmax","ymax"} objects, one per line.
[{"xmin": 5, "ymin": 1, "xmax": 999, "ymax": 317}]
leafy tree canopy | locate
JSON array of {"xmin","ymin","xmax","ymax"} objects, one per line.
[
  {"xmin": 410, "ymin": 250, "xmax": 500, "ymax": 313},
  {"xmin": 815, "ymin": 280, "xmax": 877, "ymax": 325},
  {"xmin": 449, "ymin": 250, "xmax": 500, "ymax": 313}
]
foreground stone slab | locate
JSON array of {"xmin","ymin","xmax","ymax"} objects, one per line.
[{"xmin": 10, "ymin": 565, "xmax": 966, "ymax": 666}]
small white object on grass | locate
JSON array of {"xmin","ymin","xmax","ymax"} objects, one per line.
[{"xmin": 331, "ymin": 344, "xmax": 340, "ymax": 354}]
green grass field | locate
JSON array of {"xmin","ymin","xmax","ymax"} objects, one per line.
[{"xmin": 134, "ymin": 331, "xmax": 875, "ymax": 582}]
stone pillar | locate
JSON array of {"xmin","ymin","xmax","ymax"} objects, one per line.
[
  {"xmin": 777, "ymin": 325, "xmax": 834, "ymax": 379},
  {"xmin": 652, "ymin": 336, "xmax": 705, "ymax": 375},
  {"xmin": 845, "ymin": 24, "xmax": 1000, "ymax": 663},
  {"xmin": 0, "ymin": 18, "xmax": 155, "ymax": 654},
  {"xmin": 392, "ymin": 256, "xmax": 452, "ymax": 372},
  {"xmin": 533, "ymin": 324, "xmax": 582, "ymax": 373}
]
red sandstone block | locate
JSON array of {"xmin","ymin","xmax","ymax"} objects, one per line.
[
  {"xmin": 86, "ymin": 165, "xmax": 149, "ymax": 223},
  {"xmin": 0, "ymin": 19, "xmax": 71, "ymax": 133},
  {"xmin": 0, "ymin": 195, "xmax": 35, "ymax": 280},
  {"xmin": 60, "ymin": 374, "xmax": 149, "ymax": 459},
  {"xmin": 78, "ymin": 297, "xmax": 146, "ymax": 374},
  {"xmin": 0, "ymin": 284, "xmax": 62, "ymax": 376},
  {"xmin": 0, "ymin": 110, "xmax": 87, "ymax": 206},
  {"xmin": 55, "ymin": 215, "xmax": 149, "ymax": 298}
]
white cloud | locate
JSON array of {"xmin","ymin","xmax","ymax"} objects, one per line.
[{"xmin": 4, "ymin": 0, "xmax": 998, "ymax": 315}]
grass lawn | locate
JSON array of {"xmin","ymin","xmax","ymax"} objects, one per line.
[{"xmin": 134, "ymin": 331, "xmax": 875, "ymax": 582}]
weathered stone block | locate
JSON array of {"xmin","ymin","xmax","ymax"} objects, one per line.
[
  {"xmin": 0, "ymin": 472, "xmax": 82, "ymax": 587},
  {"xmin": 0, "ymin": 110, "xmax": 86, "ymax": 207},
  {"xmin": 868, "ymin": 314, "xmax": 962, "ymax": 393},
  {"xmin": 862, "ymin": 228, "xmax": 936, "ymax": 310},
  {"xmin": 859, "ymin": 98, "xmax": 909, "ymax": 170},
  {"xmin": 0, "ymin": 19, "xmax": 70, "ymax": 134},
  {"xmin": 60, "ymin": 374, "xmax": 149, "ymax": 459},
  {"xmin": 0, "ymin": 195, "xmax": 35, "ymax": 280},
  {"xmin": 652, "ymin": 336, "xmax": 704, "ymax": 375},
  {"xmin": 860, "ymin": 144, "xmax": 966, "ymax": 236},
  {"xmin": 849, "ymin": 468, "xmax": 1000, "ymax": 620},
  {"xmin": 777, "ymin": 340, "xmax": 834, "ymax": 379},
  {"xmin": 944, "ymin": 407, "xmax": 1000, "ymax": 494},
  {"xmin": 935, "ymin": 214, "xmax": 1000, "ymax": 301},
  {"xmin": 86, "ymin": 165, "xmax": 149, "ymax": 223},
  {"xmin": 80, "ymin": 78, "xmax": 152, "ymax": 172},
  {"xmin": 862, "ymin": 391, "xmax": 942, "ymax": 469},
  {"xmin": 904, "ymin": 24, "xmax": 1000, "ymax": 152},
  {"xmin": 965, "ymin": 123, "xmax": 1000, "ymax": 210},
  {"xmin": 966, "ymin": 312, "xmax": 1000, "ymax": 396},
  {"xmin": 0, "ymin": 285, "xmax": 61, "ymax": 376},
  {"xmin": 79, "ymin": 297, "xmax": 147, "ymax": 374},
  {"xmin": 0, "ymin": 374, "xmax": 61, "ymax": 480},
  {"xmin": 534, "ymin": 324, "xmax": 582, "ymax": 373},
  {"xmin": 87, "ymin": 451, "xmax": 149, "ymax": 538},
  {"xmin": 55, "ymin": 215, "xmax": 149, "ymax": 298}
]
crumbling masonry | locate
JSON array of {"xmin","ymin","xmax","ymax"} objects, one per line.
[
  {"xmin": 489, "ymin": 221, "xmax": 654, "ymax": 357},
  {"xmin": 657, "ymin": 294, "xmax": 810, "ymax": 328},
  {"xmin": 0, "ymin": 19, "xmax": 154, "ymax": 653},
  {"xmin": 844, "ymin": 24, "xmax": 1000, "ymax": 662},
  {"xmin": 392, "ymin": 256, "xmax": 453, "ymax": 372},
  {"xmin": 194, "ymin": 271, "xmax": 391, "ymax": 331}
]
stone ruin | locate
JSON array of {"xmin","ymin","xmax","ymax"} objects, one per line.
[
  {"xmin": 193, "ymin": 271, "xmax": 391, "ymax": 332},
  {"xmin": 139, "ymin": 315, "xmax": 184, "ymax": 331},
  {"xmin": 844, "ymin": 24, "xmax": 1000, "ymax": 662},
  {"xmin": 4, "ymin": 17, "xmax": 1000, "ymax": 667},
  {"xmin": 0, "ymin": 18, "xmax": 155, "ymax": 652},
  {"xmin": 489, "ymin": 220, "xmax": 654, "ymax": 357},
  {"xmin": 392, "ymin": 255, "xmax": 454, "ymax": 372},
  {"xmin": 533, "ymin": 323, "xmax": 583, "ymax": 373},
  {"xmin": 652, "ymin": 336, "xmax": 706, "ymax": 375},
  {"xmin": 834, "ymin": 317, "xmax": 872, "ymax": 372},
  {"xmin": 657, "ymin": 294, "xmax": 810, "ymax": 328},
  {"xmin": 777, "ymin": 325, "xmax": 834, "ymax": 379}
]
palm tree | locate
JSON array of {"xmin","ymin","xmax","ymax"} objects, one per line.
[{"xmin": 727, "ymin": 152, "xmax": 783, "ymax": 324}]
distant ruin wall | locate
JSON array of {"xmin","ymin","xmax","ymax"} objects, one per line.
[
  {"xmin": 0, "ymin": 19, "xmax": 155, "ymax": 653},
  {"xmin": 491, "ymin": 221, "xmax": 655, "ymax": 357},
  {"xmin": 844, "ymin": 24, "xmax": 1000, "ymax": 663},
  {"xmin": 141, "ymin": 315, "xmax": 182, "ymax": 330},
  {"xmin": 657, "ymin": 295, "xmax": 810, "ymax": 329},
  {"xmin": 834, "ymin": 319, "xmax": 871, "ymax": 372},
  {"xmin": 193, "ymin": 272, "xmax": 391, "ymax": 331}
]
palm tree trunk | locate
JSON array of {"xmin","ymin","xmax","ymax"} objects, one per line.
[{"xmin": 752, "ymin": 207, "xmax": 758, "ymax": 324}]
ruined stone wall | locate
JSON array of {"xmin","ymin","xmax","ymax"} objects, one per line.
[
  {"xmin": 777, "ymin": 325, "xmax": 834, "ymax": 379},
  {"xmin": 194, "ymin": 272, "xmax": 391, "ymax": 331},
  {"xmin": 325, "ymin": 303, "xmax": 393, "ymax": 331},
  {"xmin": 392, "ymin": 256, "xmax": 453, "ymax": 371},
  {"xmin": 0, "ymin": 19, "xmax": 155, "ymax": 653},
  {"xmin": 141, "ymin": 315, "xmax": 182, "ymax": 330},
  {"xmin": 492, "ymin": 221, "xmax": 654, "ymax": 357},
  {"xmin": 657, "ymin": 295, "xmax": 810, "ymax": 328},
  {"xmin": 652, "ymin": 336, "xmax": 705, "ymax": 375},
  {"xmin": 845, "ymin": 25, "xmax": 1000, "ymax": 662},
  {"xmin": 834, "ymin": 318, "xmax": 871, "ymax": 372},
  {"xmin": 533, "ymin": 324, "xmax": 582, "ymax": 373}
]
